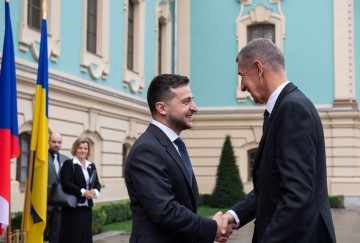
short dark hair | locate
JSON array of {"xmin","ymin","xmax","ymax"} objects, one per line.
[
  {"xmin": 236, "ymin": 38, "xmax": 285, "ymax": 72},
  {"xmin": 147, "ymin": 74, "xmax": 190, "ymax": 115}
]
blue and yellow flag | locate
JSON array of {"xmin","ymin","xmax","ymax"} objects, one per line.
[
  {"xmin": 0, "ymin": 1, "xmax": 20, "ymax": 235},
  {"xmin": 23, "ymin": 18, "xmax": 49, "ymax": 243}
]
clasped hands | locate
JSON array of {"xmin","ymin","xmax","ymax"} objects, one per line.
[
  {"xmin": 84, "ymin": 189, "xmax": 96, "ymax": 200},
  {"xmin": 212, "ymin": 211, "xmax": 236, "ymax": 243}
]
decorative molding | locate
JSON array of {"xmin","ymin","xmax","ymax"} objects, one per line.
[
  {"xmin": 18, "ymin": 0, "xmax": 61, "ymax": 62},
  {"xmin": 333, "ymin": 0, "xmax": 357, "ymax": 107},
  {"xmin": 15, "ymin": 60, "xmax": 148, "ymax": 109},
  {"xmin": 80, "ymin": 0, "xmax": 110, "ymax": 80},
  {"xmin": 236, "ymin": 2, "xmax": 285, "ymax": 103},
  {"xmin": 122, "ymin": 0, "xmax": 146, "ymax": 93}
]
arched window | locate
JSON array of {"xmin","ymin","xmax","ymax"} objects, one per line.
[
  {"xmin": 17, "ymin": 132, "xmax": 31, "ymax": 192},
  {"xmin": 247, "ymin": 148, "xmax": 257, "ymax": 181}
]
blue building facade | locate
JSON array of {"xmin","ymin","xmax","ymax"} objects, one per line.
[{"xmin": 1, "ymin": 0, "xmax": 359, "ymax": 211}]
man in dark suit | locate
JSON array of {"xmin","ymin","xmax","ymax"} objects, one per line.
[
  {"xmin": 125, "ymin": 74, "xmax": 231, "ymax": 243},
  {"xmin": 46, "ymin": 132, "xmax": 69, "ymax": 243},
  {"xmin": 221, "ymin": 38, "xmax": 336, "ymax": 242}
]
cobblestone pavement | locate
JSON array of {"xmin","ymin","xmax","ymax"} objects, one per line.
[{"xmin": 93, "ymin": 209, "xmax": 360, "ymax": 243}]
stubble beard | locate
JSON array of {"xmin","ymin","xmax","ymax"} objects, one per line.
[{"xmin": 168, "ymin": 111, "xmax": 192, "ymax": 132}]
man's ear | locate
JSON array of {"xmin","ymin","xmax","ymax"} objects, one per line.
[
  {"xmin": 155, "ymin": 101, "xmax": 167, "ymax": 115},
  {"xmin": 254, "ymin": 60, "xmax": 263, "ymax": 77}
]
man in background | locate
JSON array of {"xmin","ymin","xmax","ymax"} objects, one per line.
[{"xmin": 46, "ymin": 132, "xmax": 69, "ymax": 243}]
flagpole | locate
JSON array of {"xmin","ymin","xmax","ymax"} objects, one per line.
[
  {"xmin": 21, "ymin": 151, "xmax": 35, "ymax": 234},
  {"xmin": 6, "ymin": 169, "xmax": 11, "ymax": 242},
  {"xmin": 42, "ymin": 0, "xmax": 47, "ymax": 20}
]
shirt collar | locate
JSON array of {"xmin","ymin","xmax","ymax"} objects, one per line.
[
  {"xmin": 72, "ymin": 156, "xmax": 91, "ymax": 168},
  {"xmin": 266, "ymin": 81, "xmax": 290, "ymax": 115},
  {"xmin": 151, "ymin": 120, "xmax": 179, "ymax": 142}
]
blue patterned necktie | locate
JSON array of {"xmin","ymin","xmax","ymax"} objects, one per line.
[{"xmin": 174, "ymin": 137, "xmax": 193, "ymax": 184}]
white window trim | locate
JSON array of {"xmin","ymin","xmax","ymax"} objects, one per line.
[
  {"xmin": 155, "ymin": 0, "xmax": 172, "ymax": 75},
  {"xmin": 236, "ymin": 1, "xmax": 285, "ymax": 103},
  {"xmin": 123, "ymin": 0, "xmax": 145, "ymax": 93},
  {"xmin": 19, "ymin": 0, "xmax": 61, "ymax": 62},
  {"xmin": 80, "ymin": 0, "xmax": 110, "ymax": 80}
]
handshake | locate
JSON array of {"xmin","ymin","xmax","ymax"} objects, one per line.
[{"xmin": 212, "ymin": 211, "xmax": 236, "ymax": 243}]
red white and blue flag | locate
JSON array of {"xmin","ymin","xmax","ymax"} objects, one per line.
[{"xmin": 0, "ymin": 1, "xmax": 20, "ymax": 235}]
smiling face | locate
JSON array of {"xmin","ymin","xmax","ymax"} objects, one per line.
[
  {"xmin": 75, "ymin": 142, "xmax": 89, "ymax": 161},
  {"xmin": 165, "ymin": 85, "xmax": 198, "ymax": 134}
]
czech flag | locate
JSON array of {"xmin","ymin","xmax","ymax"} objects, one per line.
[{"xmin": 0, "ymin": 1, "xmax": 20, "ymax": 235}]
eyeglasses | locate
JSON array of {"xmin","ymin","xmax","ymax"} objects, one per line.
[{"xmin": 238, "ymin": 64, "xmax": 253, "ymax": 82}]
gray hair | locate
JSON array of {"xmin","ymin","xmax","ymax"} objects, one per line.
[{"xmin": 236, "ymin": 38, "xmax": 285, "ymax": 72}]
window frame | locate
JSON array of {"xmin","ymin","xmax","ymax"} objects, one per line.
[
  {"xmin": 247, "ymin": 148, "xmax": 257, "ymax": 181},
  {"xmin": 247, "ymin": 24, "xmax": 275, "ymax": 43},
  {"xmin": 155, "ymin": 1, "xmax": 172, "ymax": 75},
  {"xmin": 19, "ymin": 0, "xmax": 61, "ymax": 62},
  {"xmin": 236, "ymin": 2, "xmax": 285, "ymax": 103},
  {"xmin": 122, "ymin": 0, "xmax": 145, "ymax": 93},
  {"xmin": 27, "ymin": 0, "xmax": 42, "ymax": 31},
  {"xmin": 86, "ymin": 0, "xmax": 97, "ymax": 54},
  {"xmin": 17, "ymin": 132, "xmax": 31, "ymax": 192},
  {"xmin": 80, "ymin": 0, "xmax": 110, "ymax": 79}
]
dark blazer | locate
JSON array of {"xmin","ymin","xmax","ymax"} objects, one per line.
[
  {"xmin": 231, "ymin": 83, "xmax": 336, "ymax": 243},
  {"xmin": 125, "ymin": 124, "xmax": 217, "ymax": 243},
  {"xmin": 47, "ymin": 151, "xmax": 69, "ymax": 210},
  {"xmin": 60, "ymin": 159, "xmax": 101, "ymax": 207}
]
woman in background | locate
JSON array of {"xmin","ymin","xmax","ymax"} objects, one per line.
[{"xmin": 59, "ymin": 136, "xmax": 101, "ymax": 243}]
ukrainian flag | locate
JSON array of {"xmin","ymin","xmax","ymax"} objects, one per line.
[{"xmin": 23, "ymin": 17, "xmax": 49, "ymax": 243}]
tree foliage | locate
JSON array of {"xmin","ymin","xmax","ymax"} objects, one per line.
[{"xmin": 210, "ymin": 135, "xmax": 245, "ymax": 208}]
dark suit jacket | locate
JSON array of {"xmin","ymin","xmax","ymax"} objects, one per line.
[
  {"xmin": 60, "ymin": 159, "xmax": 101, "ymax": 207},
  {"xmin": 231, "ymin": 83, "xmax": 336, "ymax": 243},
  {"xmin": 125, "ymin": 124, "xmax": 217, "ymax": 243},
  {"xmin": 47, "ymin": 151, "xmax": 69, "ymax": 210}
]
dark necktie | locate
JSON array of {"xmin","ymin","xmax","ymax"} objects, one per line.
[
  {"xmin": 174, "ymin": 137, "xmax": 193, "ymax": 184},
  {"xmin": 263, "ymin": 109, "xmax": 270, "ymax": 133}
]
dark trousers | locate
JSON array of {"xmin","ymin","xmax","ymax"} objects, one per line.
[
  {"xmin": 46, "ymin": 207, "xmax": 61, "ymax": 243},
  {"xmin": 59, "ymin": 206, "xmax": 92, "ymax": 243}
]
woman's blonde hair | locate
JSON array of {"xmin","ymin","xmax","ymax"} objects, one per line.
[{"xmin": 71, "ymin": 137, "xmax": 91, "ymax": 157}]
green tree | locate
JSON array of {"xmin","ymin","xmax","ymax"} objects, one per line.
[{"xmin": 210, "ymin": 135, "xmax": 245, "ymax": 208}]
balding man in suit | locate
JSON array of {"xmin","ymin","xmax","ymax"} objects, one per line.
[{"xmin": 46, "ymin": 132, "xmax": 69, "ymax": 243}]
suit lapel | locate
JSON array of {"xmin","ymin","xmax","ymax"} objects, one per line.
[
  {"xmin": 74, "ymin": 162, "xmax": 87, "ymax": 184},
  {"xmin": 253, "ymin": 83, "xmax": 298, "ymax": 185},
  {"xmin": 48, "ymin": 153, "xmax": 58, "ymax": 175},
  {"xmin": 147, "ymin": 124, "xmax": 197, "ymax": 201}
]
